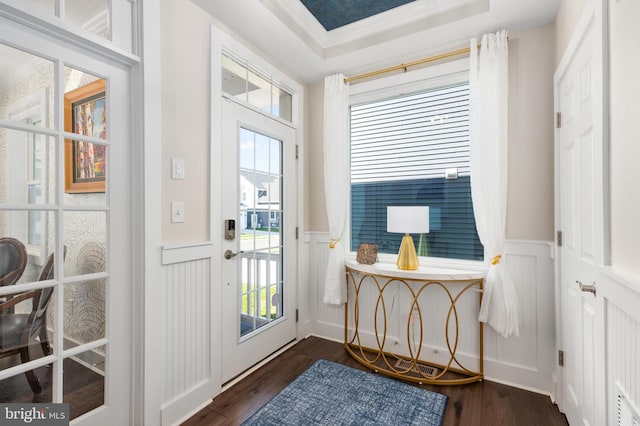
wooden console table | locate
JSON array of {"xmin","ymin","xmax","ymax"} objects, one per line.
[{"xmin": 344, "ymin": 260, "xmax": 485, "ymax": 385}]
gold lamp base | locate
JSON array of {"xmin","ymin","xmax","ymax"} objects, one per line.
[{"xmin": 396, "ymin": 234, "xmax": 420, "ymax": 270}]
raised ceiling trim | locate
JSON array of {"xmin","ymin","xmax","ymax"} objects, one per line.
[{"xmin": 261, "ymin": 0, "xmax": 489, "ymax": 59}]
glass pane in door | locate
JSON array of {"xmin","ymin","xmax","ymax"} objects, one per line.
[
  {"xmin": 0, "ymin": 362, "xmax": 53, "ymax": 403},
  {"xmin": 238, "ymin": 127, "xmax": 283, "ymax": 337},
  {"xmin": 0, "ymin": 209, "xmax": 58, "ymax": 388},
  {"xmin": 59, "ymin": 67, "xmax": 109, "ymax": 418},
  {"xmin": 0, "ymin": 42, "xmax": 54, "ymax": 126},
  {"xmin": 0, "ymin": 41, "xmax": 56, "ymax": 302},
  {"xmin": 63, "ymin": 345, "xmax": 105, "ymax": 420},
  {"xmin": 0, "ymin": 40, "xmax": 58, "ymax": 403}
]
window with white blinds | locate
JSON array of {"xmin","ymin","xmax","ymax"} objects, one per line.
[{"xmin": 350, "ymin": 82, "xmax": 483, "ymax": 261}]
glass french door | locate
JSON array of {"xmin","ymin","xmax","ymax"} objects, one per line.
[
  {"xmin": 221, "ymin": 98, "xmax": 296, "ymax": 383},
  {"xmin": 0, "ymin": 18, "xmax": 131, "ymax": 425}
]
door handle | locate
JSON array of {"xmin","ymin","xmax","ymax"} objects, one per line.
[
  {"xmin": 224, "ymin": 249, "xmax": 244, "ymax": 259},
  {"xmin": 576, "ymin": 280, "xmax": 597, "ymax": 296}
]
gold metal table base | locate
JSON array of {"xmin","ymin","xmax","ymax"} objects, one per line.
[{"xmin": 344, "ymin": 262, "xmax": 485, "ymax": 386}]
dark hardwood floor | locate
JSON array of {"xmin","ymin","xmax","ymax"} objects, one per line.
[{"xmin": 183, "ymin": 336, "xmax": 568, "ymax": 426}]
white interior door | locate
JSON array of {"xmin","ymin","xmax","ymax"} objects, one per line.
[
  {"xmin": 0, "ymin": 19, "xmax": 132, "ymax": 425},
  {"xmin": 220, "ymin": 98, "xmax": 297, "ymax": 383},
  {"xmin": 555, "ymin": 8, "xmax": 607, "ymax": 426}
]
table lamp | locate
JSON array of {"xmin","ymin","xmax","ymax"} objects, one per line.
[{"xmin": 387, "ymin": 206, "xmax": 430, "ymax": 270}]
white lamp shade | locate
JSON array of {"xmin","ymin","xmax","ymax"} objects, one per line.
[{"xmin": 387, "ymin": 206, "xmax": 430, "ymax": 234}]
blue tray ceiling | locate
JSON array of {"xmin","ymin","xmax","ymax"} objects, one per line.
[{"xmin": 300, "ymin": 0, "xmax": 416, "ymax": 31}]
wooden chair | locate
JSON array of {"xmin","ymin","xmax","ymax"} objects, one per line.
[
  {"xmin": 0, "ymin": 237, "xmax": 27, "ymax": 287},
  {"xmin": 0, "ymin": 251, "xmax": 59, "ymax": 393}
]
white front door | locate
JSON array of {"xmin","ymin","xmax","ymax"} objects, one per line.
[
  {"xmin": 0, "ymin": 19, "xmax": 132, "ymax": 425},
  {"xmin": 555, "ymin": 6, "xmax": 607, "ymax": 426},
  {"xmin": 220, "ymin": 98, "xmax": 297, "ymax": 383}
]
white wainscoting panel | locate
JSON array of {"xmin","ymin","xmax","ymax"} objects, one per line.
[
  {"xmin": 159, "ymin": 243, "xmax": 217, "ymax": 426},
  {"xmin": 304, "ymin": 233, "xmax": 556, "ymax": 394},
  {"xmin": 483, "ymin": 240, "xmax": 556, "ymax": 392},
  {"xmin": 162, "ymin": 257, "xmax": 210, "ymax": 401},
  {"xmin": 306, "ymin": 233, "xmax": 344, "ymax": 339},
  {"xmin": 601, "ymin": 269, "xmax": 640, "ymax": 426}
]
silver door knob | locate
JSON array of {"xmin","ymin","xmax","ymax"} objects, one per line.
[
  {"xmin": 576, "ymin": 280, "xmax": 597, "ymax": 296},
  {"xmin": 224, "ymin": 249, "xmax": 243, "ymax": 259}
]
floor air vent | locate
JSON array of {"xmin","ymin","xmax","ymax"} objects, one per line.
[
  {"xmin": 394, "ymin": 359, "xmax": 437, "ymax": 377},
  {"xmin": 617, "ymin": 384, "xmax": 640, "ymax": 426}
]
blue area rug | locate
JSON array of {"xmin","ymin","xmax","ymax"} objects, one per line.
[{"xmin": 242, "ymin": 359, "xmax": 447, "ymax": 425}]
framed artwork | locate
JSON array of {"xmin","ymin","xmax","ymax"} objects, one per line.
[{"xmin": 64, "ymin": 79, "xmax": 106, "ymax": 193}]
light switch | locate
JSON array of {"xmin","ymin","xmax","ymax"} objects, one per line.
[
  {"xmin": 171, "ymin": 201, "xmax": 185, "ymax": 223},
  {"xmin": 172, "ymin": 158, "xmax": 185, "ymax": 180}
]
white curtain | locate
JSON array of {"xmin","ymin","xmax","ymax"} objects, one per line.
[
  {"xmin": 469, "ymin": 30, "xmax": 520, "ymax": 338},
  {"xmin": 323, "ymin": 73, "xmax": 350, "ymax": 304}
]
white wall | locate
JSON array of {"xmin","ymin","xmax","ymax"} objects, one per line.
[
  {"xmin": 554, "ymin": 0, "xmax": 588, "ymax": 67},
  {"xmin": 151, "ymin": 2, "xmax": 227, "ymax": 423},
  {"xmin": 160, "ymin": 0, "xmax": 212, "ymax": 243},
  {"xmin": 609, "ymin": 0, "xmax": 640, "ymax": 278},
  {"xmin": 506, "ymin": 24, "xmax": 556, "ymax": 241},
  {"xmin": 303, "ymin": 81, "xmax": 326, "ymax": 231}
]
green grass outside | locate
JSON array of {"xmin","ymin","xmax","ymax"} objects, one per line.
[{"xmin": 241, "ymin": 282, "xmax": 278, "ymax": 319}]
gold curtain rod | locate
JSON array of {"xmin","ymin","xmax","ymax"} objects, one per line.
[
  {"xmin": 344, "ymin": 35, "xmax": 510, "ymax": 84},
  {"xmin": 344, "ymin": 46, "xmax": 471, "ymax": 84}
]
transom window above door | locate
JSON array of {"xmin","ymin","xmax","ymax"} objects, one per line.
[
  {"xmin": 3, "ymin": 0, "xmax": 135, "ymax": 52},
  {"xmin": 221, "ymin": 52, "xmax": 293, "ymax": 122}
]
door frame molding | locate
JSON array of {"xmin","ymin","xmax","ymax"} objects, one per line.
[
  {"xmin": 553, "ymin": 0, "xmax": 610, "ymax": 422},
  {"xmin": 138, "ymin": 1, "xmax": 164, "ymax": 425}
]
